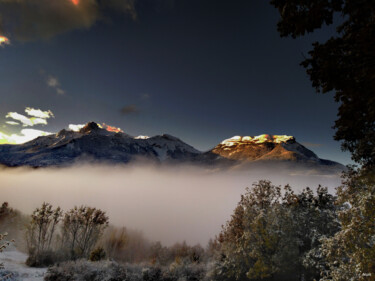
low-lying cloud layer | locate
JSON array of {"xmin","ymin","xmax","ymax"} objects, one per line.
[{"xmin": 0, "ymin": 164, "xmax": 342, "ymax": 246}]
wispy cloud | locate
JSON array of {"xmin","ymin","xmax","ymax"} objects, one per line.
[
  {"xmin": 5, "ymin": 121, "xmax": 19, "ymax": 126},
  {"xmin": 6, "ymin": 112, "xmax": 47, "ymax": 127},
  {"xmin": 47, "ymin": 76, "xmax": 65, "ymax": 95},
  {"xmin": 140, "ymin": 93, "xmax": 151, "ymax": 100},
  {"xmin": 120, "ymin": 105, "xmax": 139, "ymax": 115},
  {"xmin": 6, "ymin": 107, "xmax": 54, "ymax": 127},
  {"xmin": 25, "ymin": 107, "xmax": 54, "ymax": 119}
]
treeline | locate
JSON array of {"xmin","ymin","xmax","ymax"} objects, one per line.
[{"xmin": 213, "ymin": 168, "xmax": 375, "ymax": 281}]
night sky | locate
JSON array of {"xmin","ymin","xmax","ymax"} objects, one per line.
[{"xmin": 0, "ymin": 0, "xmax": 352, "ymax": 164}]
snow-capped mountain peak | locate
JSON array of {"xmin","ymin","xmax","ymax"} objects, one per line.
[
  {"xmin": 0, "ymin": 123, "xmax": 345, "ymax": 174},
  {"xmin": 78, "ymin": 122, "xmax": 101, "ymax": 134},
  {"xmin": 212, "ymin": 134, "xmax": 320, "ymax": 162},
  {"xmin": 220, "ymin": 134, "xmax": 295, "ymax": 146}
]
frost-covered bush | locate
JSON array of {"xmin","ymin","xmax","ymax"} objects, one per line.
[
  {"xmin": 44, "ymin": 260, "xmax": 211, "ymax": 281},
  {"xmin": 44, "ymin": 260, "xmax": 128, "ymax": 281},
  {"xmin": 165, "ymin": 261, "xmax": 207, "ymax": 281}
]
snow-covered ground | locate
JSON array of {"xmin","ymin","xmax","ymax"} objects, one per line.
[{"xmin": 0, "ymin": 245, "xmax": 46, "ymax": 281}]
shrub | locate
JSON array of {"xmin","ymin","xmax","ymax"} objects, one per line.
[
  {"xmin": 62, "ymin": 206, "xmax": 109, "ymax": 260},
  {"xmin": 89, "ymin": 247, "xmax": 106, "ymax": 262},
  {"xmin": 26, "ymin": 250, "xmax": 61, "ymax": 267}
]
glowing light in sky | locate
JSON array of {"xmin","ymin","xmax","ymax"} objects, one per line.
[
  {"xmin": 102, "ymin": 123, "xmax": 123, "ymax": 133},
  {"xmin": 0, "ymin": 36, "xmax": 9, "ymax": 46},
  {"xmin": 71, "ymin": 0, "xmax": 79, "ymax": 6}
]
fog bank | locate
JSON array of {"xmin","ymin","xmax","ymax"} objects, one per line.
[{"xmin": 0, "ymin": 164, "xmax": 342, "ymax": 245}]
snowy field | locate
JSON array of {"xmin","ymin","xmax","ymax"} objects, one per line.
[{"xmin": 0, "ymin": 245, "xmax": 46, "ymax": 281}]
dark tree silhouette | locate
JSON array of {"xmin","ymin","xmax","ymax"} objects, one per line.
[{"xmin": 270, "ymin": 0, "xmax": 375, "ymax": 168}]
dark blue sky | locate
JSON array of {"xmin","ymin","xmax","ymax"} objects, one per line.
[{"xmin": 0, "ymin": 0, "xmax": 352, "ymax": 164}]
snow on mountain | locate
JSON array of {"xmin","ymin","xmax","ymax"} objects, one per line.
[
  {"xmin": 220, "ymin": 134, "xmax": 295, "ymax": 146},
  {"xmin": 0, "ymin": 122, "xmax": 200, "ymax": 167},
  {"xmin": 0, "ymin": 123, "xmax": 345, "ymax": 173},
  {"xmin": 207, "ymin": 134, "xmax": 344, "ymax": 174},
  {"xmin": 212, "ymin": 134, "xmax": 318, "ymax": 161}
]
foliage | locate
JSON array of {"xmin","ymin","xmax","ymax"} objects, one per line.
[
  {"xmin": 62, "ymin": 206, "xmax": 109, "ymax": 260},
  {"xmin": 0, "ymin": 233, "xmax": 9, "ymax": 270},
  {"xmin": 214, "ymin": 180, "xmax": 340, "ymax": 280},
  {"xmin": 319, "ymin": 167, "xmax": 375, "ymax": 280},
  {"xmin": 101, "ymin": 226, "xmax": 150, "ymax": 263},
  {"xmin": 44, "ymin": 259, "xmax": 210, "ymax": 281},
  {"xmin": 89, "ymin": 247, "xmax": 106, "ymax": 262},
  {"xmin": 0, "ymin": 203, "xmax": 15, "ymax": 227},
  {"xmin": 24, "ymin": 203, "xmax": 108, "ymax": 266},
  {"xmin": 270, "ymin": 0, "xmax": 375, "ymax": 168},
  {"xmin": 0, "ymin": 202, "xmax": 26, "ymax": 251},
  {"xmin": 25, "ymin": 202, "xmax": 62, "ymax": 267}
]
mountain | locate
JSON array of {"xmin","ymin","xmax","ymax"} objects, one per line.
[
  {"xmin": 202, "ymin": 135, "xmax": 344, "ymax": 173},
  {"xmin": 0, "ymin": 122, "xmax": 345, "ymax": 173},
  {"xmin": 0, "ymin": 122, "xmax": 200, "ymax": 167},
  {"xmin": 211, "ymin": 135, "xmax": 321, "ymax": 162}
]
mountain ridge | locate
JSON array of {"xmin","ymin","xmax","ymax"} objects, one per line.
[{"xmin": 0, "ymin": 122, "xmax": 345, "ymax": 174}]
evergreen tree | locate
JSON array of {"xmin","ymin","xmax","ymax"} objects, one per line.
[{"xmin": 270, "ymin": 0, "xmax": 375, "ymax": 168}]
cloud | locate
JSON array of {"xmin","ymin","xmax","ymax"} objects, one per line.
[
  {"xmin": 47, "ymin": 76, "xmax": 59, "ymax": 87},
  {"xmin": 0, "ymin": 0, "xmax": 138, "ymax": 42},
  {"xmin": 103, "ymin": 0, "xmax": 137, "ymax": 20},
  {"xmin": 140, "ymin": 93, "xmax": 150, "ymax": 100},
  {"xmin": 5, "ymin": 121, "xmax": 19, "ymax": 126},
  {"xmin": 102, "ymin": 123, "xmax": 123, "ymax": 133},
  {"xmin": 6, "ymin": 107, "xmax": 54, "ymax": 127},
  {"xmin": 69, "ymin": 124, "xmax": 85, "ymax": 132},
  {"xmin": 1, "ymin": 107, "xmax": 55, "ymax": 144},
  {"xmin": 56, "ymin": 88, "xmax": 65, "ymax": 95},
  {"xmin": 6, "ymin": 112, "xmax": 47, "ymax": 127},
  {"xmin": 0, "ymin": 35, "xmax": 9, "ymax": 46},
  {"xmin": 0, "ymin": 164, "xmax": 341, "ymax": 245},
  {"xmin": 47, "ymin": 76, "xmax": 65, "ymax": 95},
  {"xmin": 0, "ymin": 128, "xmax": 52, "ymax": 144},
  {"xmin": 25, "ymin": 107, "xmax": 54, "ymax": 119},
  {"xmin": 120, "ymin": 105, "xmax": 139, "ymax": 115}
]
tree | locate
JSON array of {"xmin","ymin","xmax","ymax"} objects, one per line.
[
  {"xmin": 26, "ymin": 203, "xmax": 62, "ymax": 258},
  {"xmin": 62, "ymin": 206, "xmax": 109, "ymax": 259},
  {"xmin": 215, "ymin": 180, "xmax": 293, "ymax": 280},
  {"xmin": 0, "ymin": 232, "xmax": 12, "ymax": 280},
  {"xmin": 270, "ymin": 0, "xmax": 375, "ymax": 168},
  {"xmin": 214, "ymin": 180, "xmax": 340, "ymax": 281},
  {"xmin": 318, "ymin": 168, "xmax": 375, "ymax": 280},
  {"xmin": 102, "ymin": 226, "xmax": 128, "ymax": 261}
]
